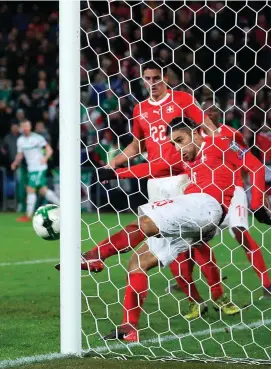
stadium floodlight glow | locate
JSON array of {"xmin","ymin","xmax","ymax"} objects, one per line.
[{"xmin": 59, "ymin": 0, "xmax": 81, "ymax": 355}]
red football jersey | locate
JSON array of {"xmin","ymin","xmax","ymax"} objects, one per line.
[
  {"xmin": 184, "ymin": 136, "xmax": 265, "ymax": 209},
  {"xmin": 116, "ymin": 136, "xmax": 265, "ymax": 209},
  {"xmin": 133, "ymin": 90, "xmax": 205, "ymax": 167},
  {"xmin": 256, "ymin": 131, "xmax": 271, "ymax": 163},
  {"xmin": 202, "ymin": 124, "xmax": 246, "ymax": 187}
]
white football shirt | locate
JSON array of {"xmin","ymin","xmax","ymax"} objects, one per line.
[{"xmin": 17, "ymin": 133, "xmax": 47, "ymax": 172}]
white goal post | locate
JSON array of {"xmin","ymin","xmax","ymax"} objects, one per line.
[{"xmin": 59, "ymin": 0, "xmax": 81, "ymax": 355}]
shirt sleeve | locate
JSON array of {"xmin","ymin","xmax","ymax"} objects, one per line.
[
  {"xmin": 38, "ymin": 135, "xmax": 47, "ymax": 148},
  {"xmin": 221, "ymin": 138, "xmax": 265, "ymax": 210},
  {"xmin": 181, "ymin": 92, "xmax": 206, "ymax": 125},
  {"xmin": 16, "ymin": 138, "xmax": 23, "ymax": 154},
  {"xmin": 116, "ymin": 161, "xmax": 184, "ymax": 179},
  {"xmin": 132, "ymin": 105, "xmax": 143, "ymax": 140}
]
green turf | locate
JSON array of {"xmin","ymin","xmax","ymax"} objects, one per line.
[{"xmin": 0, "ymin": 212, "xmax": 270, "ymax": 368}]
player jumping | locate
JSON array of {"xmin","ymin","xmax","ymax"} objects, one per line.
[
  {"xmin": 102, "ymin": 117, "xmax": 269, "ymax": 342},
  {"xmin": 11, "ymin": 120, "xmax": 60, "ymax": 222}
]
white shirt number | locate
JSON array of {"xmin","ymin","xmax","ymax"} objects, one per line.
[{"xmin": 151, "ymin": 125, "xmax": 166, "ymax": 142}]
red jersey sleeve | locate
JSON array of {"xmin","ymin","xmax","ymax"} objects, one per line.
[
  {"xmin": 180, "ymin": 92, "xmax": 206, "ymax": 125},
  {"xmin": 132, "ymin": 105, "xmax": 143, "ymax": 140},
  {"xmin": 116, "ymin": 160, "xmax": 184, "ymax": 180},
  {"xmin": 218, "ymin": 138, "xmax": 265, "ymax": 210}
]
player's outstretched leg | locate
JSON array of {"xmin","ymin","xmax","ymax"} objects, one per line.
[
  {"xmin": 104, "ymin": 217, "xmax": 160, "ymax": 342},
  {"xmin": 168, "ymin": 251, "xmax": 208, "ymax": 320},
  {"xmin": 232, "ymin": 227, "xmax": 271, "ymax": 299},
  {"xmin": 39, "ymin": 186, "xmax": 60, "ymax": 206},
  {"xmin": 17, "ymin": 186, "xmax": 36, "ymax": 222},
  {"xmin": 55, "ymin": 221, "xmax": 146, "ymax": 272}
]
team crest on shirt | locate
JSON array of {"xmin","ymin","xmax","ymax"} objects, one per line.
[{"xmin": 166, "ymin": 105, "xmax": 174, "ymax": 113}]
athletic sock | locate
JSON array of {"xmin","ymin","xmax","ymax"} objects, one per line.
[
  {"xmin": 233, "ymin": 229, "xmax": 271, "ymax": 289},
  {"xmin": 26, "ymin": 193, "xmax": 37, "ymax": 218},
  {"xmin": 122, "ymin": 272, "xmax": 148, "ymax": 328},
  {"xmin": 44, "ymin": 189, "xmax": 60, "ymax": 206},
  {"xmin": 193, "ymin": 243, "xmax": 224, "ymax": 301},
  {"xmin": 169, "ymin": 251, "xmax": 203, "ymax": 302},
  {"xmin": 85, "ymin": 223, "xmax": 145, "ymax": 261}
]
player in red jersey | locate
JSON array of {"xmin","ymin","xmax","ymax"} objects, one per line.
[
  {"xmin": 102, "ymin": 117, "xmax": 268, "ymax": 342},
  {"xmin": 166, "ymin": 97, "xmax": 270, "ymax": 302},
  {"xmin": 57, "ymin": 60, "xmax": 217, "ymax": 271}
]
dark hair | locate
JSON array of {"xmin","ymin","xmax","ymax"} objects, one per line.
[
  {"xmin": 141, "ymin": 59, "xmax": 168, "ymax": 77},
  {"xmin": 166, "ymin": 117, "xmax": 200, "ymax": 136},
  {"xmin": 202, "ymin": 95, "xmax": 221, "ymax": 108}
]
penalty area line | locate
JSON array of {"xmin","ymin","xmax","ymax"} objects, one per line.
[
  {"xmin": 0, "ymin": 258, "xmax": 59, "ymax": 267},
  {"xmin": 1, "ymin": 319, "xmax": 270, "ymax": 368}
]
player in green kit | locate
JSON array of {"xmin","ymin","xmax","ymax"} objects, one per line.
[{"xmin": 11, "ymin": 120, "xmax": 60, "ymax": 222}]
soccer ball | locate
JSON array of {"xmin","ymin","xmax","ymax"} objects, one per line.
[{"xmin": 33, "ymin": 204, "xmax": 60, "ymax": 241}]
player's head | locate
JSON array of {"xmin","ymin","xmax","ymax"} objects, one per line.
[
  {"xmin": 166, "ymin": 117, "xmax": 202, "ymax": 161},
  {"xmin": 201, "ymin": 96, "xmax": 221, "ymax": 126},
  {"xmin": 142, "ymin": 59, "xmax": 168, "ymax": 100},
  {"xmin": 20, "ymin": 120, "xmax": 32, "ymax": 136}
]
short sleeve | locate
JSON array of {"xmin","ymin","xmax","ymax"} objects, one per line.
[
  {"xmin": 38, "ymin": 135, "xmax": 47, "ymax": 148},
  {"xmin": 132, "ymin": 105, "xmax": 143, "ymax": 140},
  {"xmin": 17, "ymin": 138, "xmax": 23, "ymax": 153}
]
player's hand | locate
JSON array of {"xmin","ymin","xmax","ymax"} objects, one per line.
[
  {"xmin": 40, "ymin": 158, "xmax": 47, "ymax": 165},
  {"xmin": 253, "ymin": 206, "xmax": 271, "ymax": 225},
  {"xmin": 11, "ymin": 162, "xmax": 17, "ymax": 171},
  {"xmin": 93, "ymin": 167, "xmax": 117, "ymax": 183},
  {"xmin": 101, "ymin": 162, "xmax": 116, "ymax": 183}
]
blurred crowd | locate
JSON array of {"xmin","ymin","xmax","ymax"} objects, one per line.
[
  {"xmin": 0, "ymin": 2, "xmax": 59, "ymax": 170},
  {"xmin": 0, "ymin": 1, "xmax": 270, "ymax": 204}
]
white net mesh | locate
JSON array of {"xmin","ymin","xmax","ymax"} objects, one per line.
[{"xmin": 79, "ymin": 0, "xmax": 271, "ymax": 364}]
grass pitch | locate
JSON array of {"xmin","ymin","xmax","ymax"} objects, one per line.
[{"xmin": 0, "ymin": 212, "xmax": 270, "ymax": 368}]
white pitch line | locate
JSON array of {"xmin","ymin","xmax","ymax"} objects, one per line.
[
  {"xmin": 91, "ymin": 318, "xmax": 271, "ymax": 353},
  {"xmin": 0, "ymin": 258, "xmax": 58, "ymax": 267},
  {"xmin": 0, "ymin": 319, "xmax": 270, "ymax": 368}
]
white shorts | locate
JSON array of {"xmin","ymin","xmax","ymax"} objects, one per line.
[
  {"xmin": 220, "ymin": 186, "xmax": 249, "ymax": 235},
  {"xmin": 147, "ymin": 174, "xmax": 189, "ymax": 202},
  {"xmin": 147, "ymin": 174, "xmax": 190, "ymax": 260},
  {"xmin": 139, "ymin": 193, "xmax": 223, "ymax": 266}
]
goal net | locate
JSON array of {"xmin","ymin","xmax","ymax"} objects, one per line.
[{"xmin": 79, "ymin": 0, "xmax": 271, "ymax": 364}]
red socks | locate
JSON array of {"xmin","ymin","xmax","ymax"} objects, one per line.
[
  {"xmin": 122, "ymin": 273, "xmax": 148, "ymax": 328},
  {"xmin": 85, "ymin": 223, "xmax": 145, "ymax": 261},
  {"xmin": 193, "ymin": 243, "xmax": 224, "ymax": 301},
  {"xmin": 233, "ymin": 228, "xmax": 271, "ymax": 289},
  {"xmin": 169, "ymin": 244, "xmax": 224, "ymax": 301},
  {"xmin": 169, "ymin": 251, "xmax": 202, "ymax": 302}
]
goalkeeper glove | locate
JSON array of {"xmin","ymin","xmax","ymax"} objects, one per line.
[{"xmin": 253, "ymin": 206, "xmax": 271, "ymax": 225}]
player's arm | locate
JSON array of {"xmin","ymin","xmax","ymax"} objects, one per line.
[
  {"xmin": 109, "ymin": 137, "xmax": 141, "ymax": 169},
  {"xmin": 43, "ymin": 143, "xmax": 53, "ymax": 162},
  {"xmin": 109, "ymin": 107, "xmax": 143, "ymax": 168},
  {"xmin": 94, "ymin": 161, "xmax": 183, "ymax": 182},
  {"xmin": 182, "ymin": 93, "xmax": 218, "ymax": 135},
  {"xmin": 11, "ymin": 152, "xmax": 24, "ymax": 171},
  {"xmin": 223, "ymin": 140, "xmax": 269, "ymax": 224}
]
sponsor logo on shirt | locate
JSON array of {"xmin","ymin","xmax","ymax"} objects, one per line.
[
  {"xmin": 153, "ymin": 110, "xmax": 160, "ymax": 115},
  {"xmin": 140, "ymin": 112, "xmax": 149, "ymax": 120}
]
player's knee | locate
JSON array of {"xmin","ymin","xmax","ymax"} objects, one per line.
[
  {"xmin": 128, "ymin": 252, "xmax": 141, "ymax": 273},
  {"xmin": 139, "ymin": 215, "xmax": 159, "ymax": 238},
  {"xmin": 27, "ymin": 186, "xmax": 35, "ymax": 194},
  {"xmin": 39, "ymin": 187, "xmax": 47, "ymax": 196}
]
